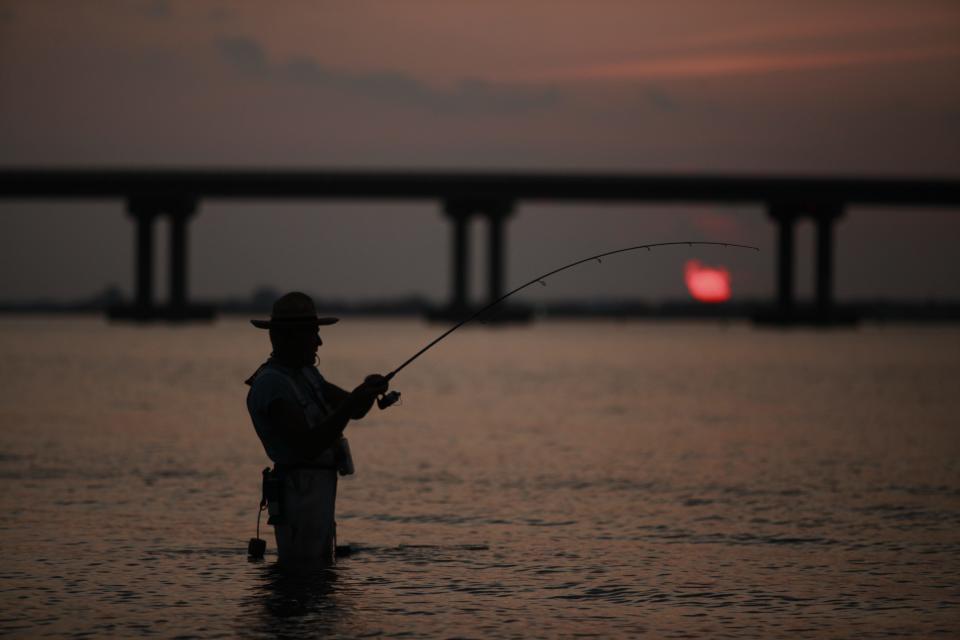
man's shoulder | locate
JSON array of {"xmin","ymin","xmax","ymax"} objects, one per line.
[{"xmin": 247, "ymin": 363, "xmax": 296, "ymax": 407}]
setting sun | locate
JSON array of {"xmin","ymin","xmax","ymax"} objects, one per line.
[{"xmin": 685, "ymin": 259, "xmax": 731, "ymax": 303}]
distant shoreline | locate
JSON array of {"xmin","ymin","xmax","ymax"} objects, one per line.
[{"xmin": 2, "ymin": 298, "xmax": 960, "ymax": 323}]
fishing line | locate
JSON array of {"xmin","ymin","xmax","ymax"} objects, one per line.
[{"xmin": 374, "ymin": 241, "xmax": 758, "ymax": 408}]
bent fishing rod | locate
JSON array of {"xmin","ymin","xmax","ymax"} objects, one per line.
[{"xmin": 375, "ymin": 241, "xmax": 759, "ymax": 409}]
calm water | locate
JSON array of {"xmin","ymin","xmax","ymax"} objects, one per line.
[{"xmin": 1, "ymin": 317, "xmax": 958, "ymax": 638}]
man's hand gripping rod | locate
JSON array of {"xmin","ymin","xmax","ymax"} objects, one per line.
[
  {"xmin": 374, "ymin": 241, "xmax": 759, "ymax": 410},
  {"xmin": 377, "ymin": 389, "xmax": 401, "ymax": 410}
]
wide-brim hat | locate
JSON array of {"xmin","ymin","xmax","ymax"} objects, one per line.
[{"xmin": 251, "ymin": 291, "xmax": 339, "ymax": 329}]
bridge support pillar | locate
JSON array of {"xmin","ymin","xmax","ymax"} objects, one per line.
[
  {"xmin": 754, "ymin": 201, "xmax": 855, "ymax": 326},
  {"xmin": 108, "ymin": 195, "xmax": 214, "ymax": 322},
  {"xmin": 168, "ymin": 199, "xmax": 197, "ymax": 312},
  {"xmin": 485, "ymin": 200, "xmax": 513, "ymax": 304},
  {"xmin": 430, "ymin": 198, "xmax": 529, "ymax": 323},
  {"xmin": 770, "ymin": 203, "xmax": 796, "ymax": 316},
  {"xmin": 130, "ymin": 200, "xmax": 157, "ymax": 312},
  {"xmin": 446, "ymin": 200, "xmax": 472, "ymax": 312}
]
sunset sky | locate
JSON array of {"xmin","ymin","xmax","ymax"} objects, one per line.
[{"xmin": 1, "ymin": 1, "xmax": 958, "ymax": 304}]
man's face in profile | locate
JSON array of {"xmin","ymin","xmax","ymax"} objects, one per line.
[
  {"xmin": 270, "ymin": 326, "xmax": 322, "ymax": 366},
  {"xmin": 299, "ymin": 329, "xmax": 322, "ymax": 364}
]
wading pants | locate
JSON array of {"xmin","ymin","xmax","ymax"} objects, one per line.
[{"xmin": 274, "ymin": 468, "xmax": 338, "ymax": 570}]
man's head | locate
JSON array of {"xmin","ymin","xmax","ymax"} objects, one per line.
[
  {"xmin": 251, "ymin": 292, "xmax": 338, "ymax": 367},
  {"xmin": 269, "ymin": 325, "xmax": 321, "ymax": 367}
]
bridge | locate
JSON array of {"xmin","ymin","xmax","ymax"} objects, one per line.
[{"xmin": 2, "ymin": 169, "xmax": 959, "ymax": 324}]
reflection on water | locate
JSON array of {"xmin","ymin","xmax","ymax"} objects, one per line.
[
  {"xmin": 241, "ymin": 566, "xmax": 343, "ymax": 635},
  {"xmin": 1, "ymin": 317, "xmax": 959, "ymax": 638}
]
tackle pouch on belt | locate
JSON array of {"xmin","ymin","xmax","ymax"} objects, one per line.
[
  {"xmin": 336, "ymin": 437, "xmax": 355, "ymax": 476},
  {"xmin": 261, "ymin": 467, "xmax": 284, "ymax": 525}
]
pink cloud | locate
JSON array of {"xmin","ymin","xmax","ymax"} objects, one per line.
[
  {"xmin": 549, "ymin": 44, "xmax": 960, "ymax": 81},
  {"xmin": 691, "ymin": 211, "xmax": 739, "ymax": 237}
]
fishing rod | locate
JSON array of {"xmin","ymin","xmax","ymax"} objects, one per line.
[{"xmin": 375, "ymin": 241, "xmax": 759, "ymax": 409}]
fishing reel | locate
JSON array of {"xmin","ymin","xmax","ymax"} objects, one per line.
[{"xmin": 377, "ymin": 390, "xmax": 401, "ymax": 410}]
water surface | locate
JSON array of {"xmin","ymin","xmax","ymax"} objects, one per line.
[{"xmin": 1, "ymin": 317, "xmax": 958, "ymax": 637}]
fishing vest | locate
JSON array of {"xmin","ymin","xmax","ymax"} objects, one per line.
[
  {"xmin": 247, "ymin": 361, "xmax": 331, "ymax": 428},
  {"xmin": 247, "ymin": 361, "xmax": 354, "ymax": 474}
]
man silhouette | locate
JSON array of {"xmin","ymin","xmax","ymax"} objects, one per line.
[{"xmin": 245, "ymin": 291, "xmax": 388, "ymax": 569}]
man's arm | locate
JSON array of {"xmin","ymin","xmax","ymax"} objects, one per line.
[
  {"xmin": 324, "ymin": 381, "xmax": 376, "ymax": 420},
  {"xmin": 266, "ymin": 376, "xmax": 387, "ymax": 454}
]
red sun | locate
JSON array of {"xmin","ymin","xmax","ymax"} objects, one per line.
[{"xmin": 685, "ymin": 260, "xmax": 731, "ymax": 303}]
